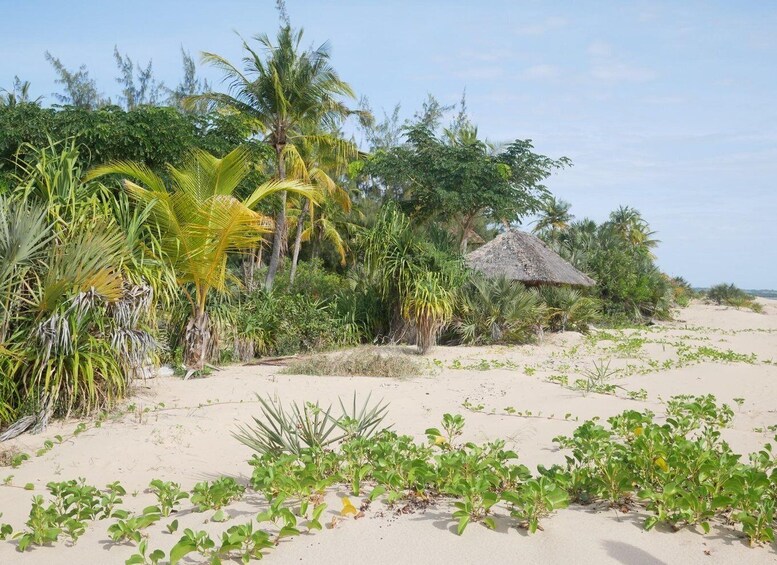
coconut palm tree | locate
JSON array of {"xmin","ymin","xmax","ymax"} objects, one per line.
[
  {"xmin": 0, "ymin": 76, "xmax": 42, "ymax": 107},
  {"xmin": 88, "ymin": 147, "xmax": 318, "ymax": 369},
  {"xmin": 607, "ymin": 206, "xmax": 658, "ymax": 252},
  {"xmin": 284, "ymin": 131, "xmax": 357, "ymax": 282},
  {"xmin": 533, "ymin": 197, "xmax": 574, "ymax": 239},
  {"xmin": 190, "ymin": 26, "xmax": 367, "ymax": 290}
]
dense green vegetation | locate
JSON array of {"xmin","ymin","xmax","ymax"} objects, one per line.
[{"xmin": 0, "ymin": 24, "xmax": 686, "ymax": 428}]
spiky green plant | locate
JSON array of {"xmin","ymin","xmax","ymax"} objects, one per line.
[
  {"xmin": 234, "ymin": 393, "xmax": 389, "ymax": 456},
  {"xmin": 402, "ymin": 272, "xmax": 454, "ymax": 354},
  {"xmin": 361, "ymin": 205, "xmax": 464, "ymax": 349}
]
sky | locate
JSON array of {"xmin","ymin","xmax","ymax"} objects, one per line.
[{"xmin": 1, "ymin": 0, "xmax": 775, "ymax": 288}]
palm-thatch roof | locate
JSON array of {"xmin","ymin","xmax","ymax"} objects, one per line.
[
  {"xmin": 465, "ymin": 230, "xmax": 596, "ymax": 287},
  {"xmin": 450, "ymin": 226, "xmax": 485, "ymax": 246}
]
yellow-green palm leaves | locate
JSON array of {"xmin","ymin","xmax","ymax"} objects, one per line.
[
  {"xmin": 284, "ymin": 138, "xmax": 356, "ymax": 273},
  {"xmin": 88, "ymin": 147, "xmax": 319, "ymax": 368}
]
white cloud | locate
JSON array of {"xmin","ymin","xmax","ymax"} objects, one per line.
[
  {"xmin": 591, "ymin": 62, "xmax": 657, "ymax": 82},
  {"xmin": 523, "ymin": 64, "xmax": 560, "ymax": 79},
  {"xmin": 515, "ymin": 16, "xmax": 567, "ymax": 36},
  {"xmin": 587, "ymin": 40, "xmax": 613, "ymax": 57},
  {"xmin": 587, "ymin": 40, "xmax": 656, "ymax": 83},
  {"xmin": 453, "ymin": 66, "xmax": 504, "ymax": 80}
]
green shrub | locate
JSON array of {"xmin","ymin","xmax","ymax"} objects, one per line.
[
  {"xmin": 454, "ymin": 276, "xmax": 545, "ymax": 344},
  {"xmin": 707, "ymin": 283, "xmax": 751, "ymax": 305},
  {"xmin": 538, "ymin": 286, "xmax": 600, "ymax": 332},
  {"xmin": 233, "ymin": 289, "xmax": 358, "ymax": 359},
  {"xmin": 668, "ymin": 276, "xmax": 696, "ymax": 307},
  {"xmin": 707, "ymin": 283, "xmax": 762, "ymax": 312},
  {"xmin": 547, "ymin": 214, "xmax": 673, "ymax": 321}
]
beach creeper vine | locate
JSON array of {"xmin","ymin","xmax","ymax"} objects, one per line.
[{"xmin": 1, "ymin": 394, "xmax": 775, "ymax": 562}]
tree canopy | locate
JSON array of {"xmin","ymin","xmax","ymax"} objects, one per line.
[{"xmin": 363, "ymin": 120, "xmax": 570, "ymax": 251}]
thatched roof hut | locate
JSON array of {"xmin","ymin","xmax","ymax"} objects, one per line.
[{"xmin": 466, "ymin": 230, "xmax": 596, "ymax": 287}]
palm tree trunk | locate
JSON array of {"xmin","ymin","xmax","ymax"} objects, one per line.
[
  {"xmin": 265, "ymin": 145, "xmax": 287, "ymax": 291},
  {"xmin": 289, "ymin": 198, "xmax": 310, "ymax": 284},
  {"xmin": 184, "ymin": 305, "xmax": 210, "ymax": 370},
  {"xmin": 242, "ymin": 246, "xmax": 260, "ymax": 292}
]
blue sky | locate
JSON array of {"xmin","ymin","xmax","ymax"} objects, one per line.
[{"xmin": 2, "ymin": 0, "xmax": 775, "ymax": 288}]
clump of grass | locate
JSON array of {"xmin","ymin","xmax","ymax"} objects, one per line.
[{"xmin": 281, "ymin": 347, "xmax": 427, "ymax": 378}]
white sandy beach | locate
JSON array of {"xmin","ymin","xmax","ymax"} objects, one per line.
[{"xmin": 1, "ymin": 299, "xmax": 776, "ymax": 564}]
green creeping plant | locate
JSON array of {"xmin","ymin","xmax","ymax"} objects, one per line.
[
  {"xmin": 125, "ymin": 539, "xmax": 165, "ymax": 565},
  {"xmin": 10, "ymin": 452, "xmax": 30, "ymax": 468},
  {"xmin": 107, "ymin": 507, "xmax": 161, "ymax": 543},
  {"xmin": 190, "ymin": 477, "xmax": 245, "ymax": 511},
  {"xmin": 15, "ymin": 479, "xmax": 129, "ymax": 551},
  {"xmin": 36, "ymin": 439, "xmax": 55, "ymax": 457},
  {"xmin": 15, "ymin": 495, "xmax": 63, "ymax": 551},
  {"xmin": 148, "ymin": 479, "xmax": 189, "ymax": 516},
  {"xmin": 169, "ymin": 529, "xmax": 215, "ymax": 565},
  {"xmin": 425, "ymin": 413, "xmax": 465, "ymax": 448},
  {"xmin": 218, "ymin": 522, "xmax": 275, "ymax": 563},
  {"xmin": 170, "ymin": 524, "xmax": 276, "ymax": 565},
  {"xmin": 306, "ymin": 503, "xmax": 327, "ymax": 532},
  {"xmin": 256, "ymin": 496, "xmax": 301, "ymax": 540},
  {"xmin": 99, "ymin": 481, "xmax": 127, "ymax": 519},
  {"xmin": 47, "ymin": 478, "xmax": 103, "ymax": 521},
  {"xmin": 452, "ymin": 490, "xmax": 498, "ymax": 534},
  {"xmin": 340, "ymin": 436, "xmax": 373, "ymax": 496},
  {"xmin": 724, "ymin": 467, "xmax": 776, "ymax": 546},
  {"xmin": 503, "ymin": 477, "xmax": 569, "ymax": 534},
  {"xmin": 166, "ymin": 519, "xmax": 179, "ymax": 534},
  {"xmin": 249, "ymin": 450, "xmax": 337, "ymax": 513}
]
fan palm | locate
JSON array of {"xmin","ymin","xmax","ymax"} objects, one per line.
[
  {"xmin": 0, "ymin": 197, "xmax": 52, "ymax": 342},
  {"xmin": 455, "ymin": 276, "xmax": 546, "ymax": 344},
  {"xmin": 87, "ymin": 147, "xmax": 318, "ymax": 369},
  {"xmin": 190, "ymin": 26, "xmax": 366, "ymax": 290}
]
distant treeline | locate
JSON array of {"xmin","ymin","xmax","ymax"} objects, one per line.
[
  {"xmin": 694, "ymin": 288, "xmax": 776, "ymax": 299},
  {"xmin": 745, "ymin": 289, "xmax": 777, "ymax": 299}
]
